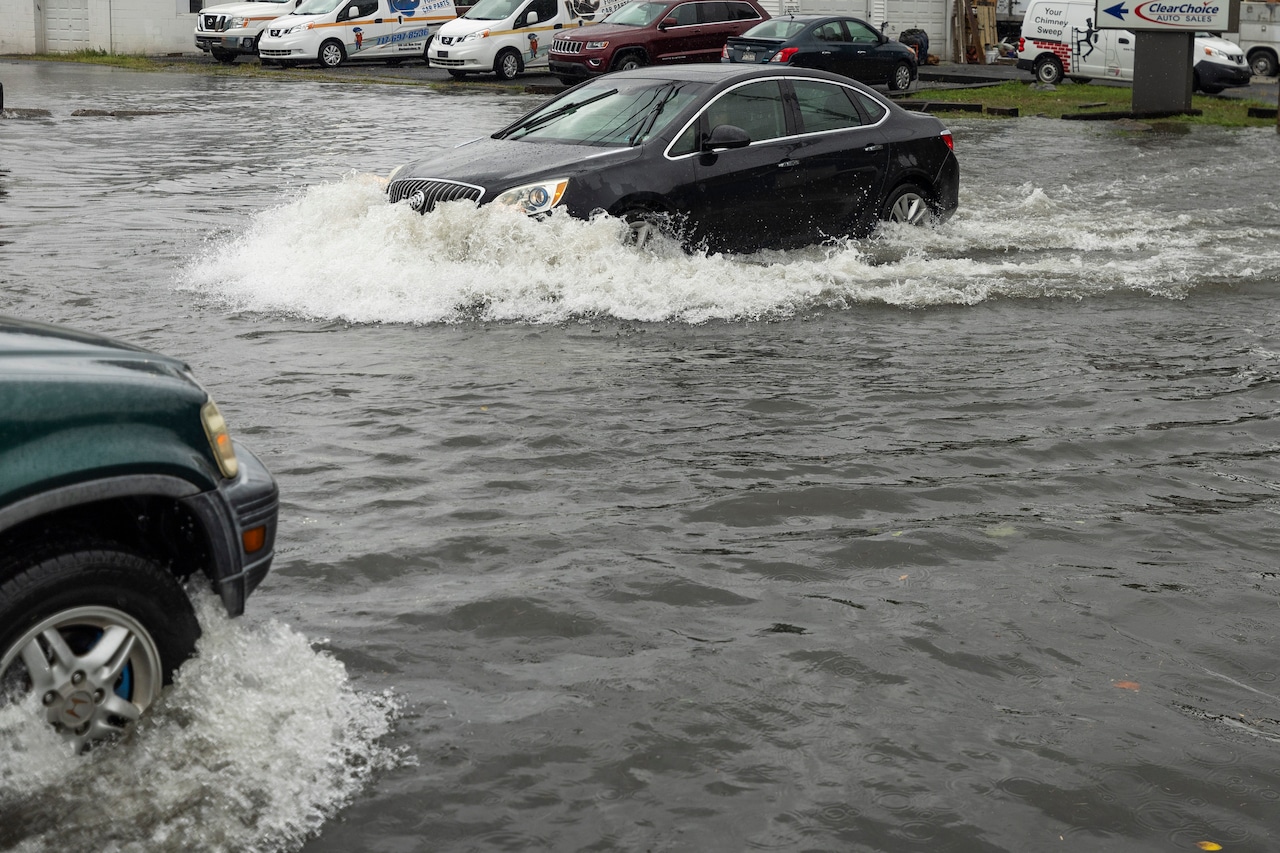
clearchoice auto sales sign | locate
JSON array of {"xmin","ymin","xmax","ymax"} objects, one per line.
[{"xmin": 1095, "ymin": 0, "xmax": 1232, "ymax": 30}]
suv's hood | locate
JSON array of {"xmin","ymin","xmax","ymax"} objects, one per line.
[
  {"xmin": 557, "ymin": 22, "xmax": 648, "ymax": 42},
  {"xmin": 398, "ymin": 137, "xmax": 638, "ymax": 190},
  {"xmin": 0, "ymin": 316, "xmax": 191, "ymax": 379},
  {"xmin": 199, "ymin": 0, "xmax": 294, "ymax": 15}
]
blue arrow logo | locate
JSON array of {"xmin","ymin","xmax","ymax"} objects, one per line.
[{"xmin": 1104, "ymin": 2, "xmax": 1129, "ymax": 19}]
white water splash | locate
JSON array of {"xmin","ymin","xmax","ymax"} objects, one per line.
[
  {"xmin": 0, "ymin": 591, "xmax": 408, "ymax": 853},
  {"xmin": 177, "ymin": 169, "xmax": 1280, "ymax": 325}
]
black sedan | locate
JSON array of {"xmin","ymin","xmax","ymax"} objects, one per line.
[
  {"xmin": 385, "ymin": 65, "xmax": 957, "ymax": 253},
  {"xmin": 723, "ymin": 15, "xmax": 918, "ymax": 92}
]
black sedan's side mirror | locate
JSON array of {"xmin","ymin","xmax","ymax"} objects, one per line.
[{"xmin": 703, "ymin": 124, "xmax": 751, "ymax": 151}]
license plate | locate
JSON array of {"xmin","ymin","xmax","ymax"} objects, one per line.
[
  {"xmin": 742, "ymin": 50, "xmax": 755, "ymax": 61},
  {"xmin": 436, "ymin": 50, "xmax": 448, "ymax": 58}
]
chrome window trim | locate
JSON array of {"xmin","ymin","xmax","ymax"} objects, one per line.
[{"xmin": 662, "ymin": 75, "xmax": 889, "ymax": 161}]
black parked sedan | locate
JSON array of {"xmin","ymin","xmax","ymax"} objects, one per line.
[
  {"xmin": 385, "ymin": 65, "xmax": 957, "ymax": 253},
  {"xmin": 723, "ymin": 15, "xmax": 918, "ymax": 91}
]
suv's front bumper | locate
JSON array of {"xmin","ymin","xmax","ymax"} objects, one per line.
[{"xmin": 183, "ymin": 440, "xmax": 278, "ymax": 616}]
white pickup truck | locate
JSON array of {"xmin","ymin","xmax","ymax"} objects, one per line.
[{"xmin": 195, "ymin": 0, "xmax": 303, "ymax": 63}]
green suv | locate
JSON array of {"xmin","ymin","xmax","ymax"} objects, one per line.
[{"xmin": 0, "ymin": 316, "xmax": 278, "ymax": 752}]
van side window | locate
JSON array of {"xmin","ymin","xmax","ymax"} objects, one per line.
[
  {"xmin": 529, "ymin": 0, "xmax": 557, "ymax": 21},
  {"xmin": 345, "ymin": 0, "xmax": 376, "ymax": 16}
]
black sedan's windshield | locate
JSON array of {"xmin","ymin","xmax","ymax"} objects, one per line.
[
  {"xmin": 601, "ymin": 1, "xmax": 669, "ymax": 26},
  {"xmin": 496, "ymin": 78, "xmax": 705, "ymax": 146}
]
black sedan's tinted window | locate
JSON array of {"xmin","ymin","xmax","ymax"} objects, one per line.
[
  {"xmin": 669, "ymin": 79, "xmax": 786, "ymax": 155},
  {"xmin": 793, "ymin": 80, "xmax": 864, "ymax": 133},
  {"xmin": 812, "ymin": 21, "xmax": 847, "ymax": 42}
]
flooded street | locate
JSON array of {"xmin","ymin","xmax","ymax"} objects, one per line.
[{"xmin": 2, "ymin": 58, "xmax": 1280, "ymax": 852}]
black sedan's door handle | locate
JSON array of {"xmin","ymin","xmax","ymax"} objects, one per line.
[
  {"xmin": 778, "ymin": 159, "xmax": 800, "ymax": 168},
  {"xmin": 863, "ymin": 144, "xmax": 884, "ymax": 152}
]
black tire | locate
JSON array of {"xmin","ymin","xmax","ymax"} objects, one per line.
[
  {"xmin": 879, "ymin": 183, "xmax": 935, "ymax": 226},
  {"xmin": 1034, "ymin": 55, "xmax": 1063, "ymax": 85},
  {"xmin": 888, "ymin": 61, "xmax": 913, "ymax": 91},
  {"xmin": 1249, "ymin": 49, "xmax": 1277, "ymax": 78},
  {"xmin": 494, "ymin": 48, "xmax": 522, "ymax": 80},
  {"xmin": 210, "ymin": 48, "xmax": 238, "ymax": 65},
  {"xmin": 0, "ymin": 545, "xmax": 199, "ymax": 753},
  {"xmin": 319, "ymin": 38, "xmax": 346, "ymax": 69},
  {"xmin": 612, "ymin": 50, "xmax": 646, "ymax": 72},
  {"xmin": 448, "ymin": 70, "xmax": 469, "ymax": 79}
]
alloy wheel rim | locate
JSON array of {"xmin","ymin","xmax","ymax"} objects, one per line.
[{"xmin": 1, "ymin": 606, "xmax": 163, "ymax": 752}]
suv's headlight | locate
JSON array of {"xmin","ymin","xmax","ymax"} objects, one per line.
[
  {"xmin": 585, "ymin": 40, "xmax": 608, "ymax": 49},
  {"xmin": 201, "ymin": 399, "xmax": 240, "ymax": 479},
  {"xmin": 494, "ymin": 179, "xmax": 568, "ymax": 215},
  {"xmin": 229, "ymin": 15, "xmax": 250, "ymax": 27}
]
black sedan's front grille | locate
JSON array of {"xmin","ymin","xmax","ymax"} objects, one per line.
[
  {"xmin": 551, "ymin": 38, "xmax": 582, "ymax": 54},
  {"xmin": 388, "ymin": 179, "xmax": 484, "ymax": 212}
]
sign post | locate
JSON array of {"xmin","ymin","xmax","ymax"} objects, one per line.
[{"xmin": 1094, "ymin": 0, "xmax": 1240, "ymax": 114}]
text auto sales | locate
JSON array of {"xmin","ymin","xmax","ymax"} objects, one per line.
[{"xmin": 1136, "ymin": 2, "xmax": 1219, "ymax": 24}]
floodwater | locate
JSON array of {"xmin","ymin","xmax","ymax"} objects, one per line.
[{"xmin": 2, "ymin": 59, "xmax": 1280, "ymax": 853}]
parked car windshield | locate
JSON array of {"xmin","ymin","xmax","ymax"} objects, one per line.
[
  {"xmin": 601, "ymin": 1, "xmax": 670, "ymax": 27},
  {"xmin": 295, "ymin": 0, "xmax": 344, "ymax": 13},
  {"xmin": 497, "ymin": 79, "xmax": 706, "ymax": 146},
  {"xmin": 741, "ymin": 18, "xmax": 808, "ymax": 38},
  {"xmin": 464, "ymin": 0, "xmax": 525, "ymax": 20}
]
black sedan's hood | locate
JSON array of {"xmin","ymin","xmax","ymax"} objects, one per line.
[{"xmin": 398, "ymin": 137, "xmax": 641, "ymax": 193}]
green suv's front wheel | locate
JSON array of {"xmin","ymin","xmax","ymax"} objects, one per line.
[{"xmin": 0, "ymin": 546, "xmax": 200, "ymax": 753}]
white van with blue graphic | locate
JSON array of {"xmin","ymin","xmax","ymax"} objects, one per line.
[
  {"xmin": 257, "ymin": 0, "xmax": 458, "ymax": 67},
  {"xmin": 1016, "ymin": 0, "xmax": 1250, "ymax": 92},
  {"xmin": 431, "ymin": 0, "xmax": 628, "ymax": 80}
]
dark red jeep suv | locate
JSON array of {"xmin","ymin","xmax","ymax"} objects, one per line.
[{"xmin": 548, "ymin": 0, "xmax": 768, "ymax": 84}]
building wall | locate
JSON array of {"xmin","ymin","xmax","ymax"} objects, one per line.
[{"xmin": 0, "ymin": 0, "xmax": 201, "ymax": 54}]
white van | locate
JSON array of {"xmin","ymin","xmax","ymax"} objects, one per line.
[
  {"xmin": 1227, "ymin": 0, "xmax": 1279, "ymax": 77},
  {"xmin": 195, "ymin": 0, "xmax": 303, "ymax": 63},
  {"xmin": 257, "ymin": 0, "xmax": 459, "ymax": 67},
  {"xmin": 430, "ymin": 0, "xmax": 629, "ymax": 80},
  {"xmin": 1016, "ymin": 0, "xmax": 1251, "ymax": 92}
]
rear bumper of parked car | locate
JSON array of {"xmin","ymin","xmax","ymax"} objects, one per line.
[{"xmin": 183, "ymin": 440, "xmax": 279, "ymax": 617}]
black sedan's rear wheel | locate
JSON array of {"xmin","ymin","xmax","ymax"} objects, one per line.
[
  {"xmin": 888, "ymin": 61, "xmax": 913, "ymax": 91},
  {"xmin": 880, "ymin": 183, "xmax": 935, "ymax": 226},
  {"xmin": 0, "ymin": 545, "xmax": 200, "ymax": 753}
]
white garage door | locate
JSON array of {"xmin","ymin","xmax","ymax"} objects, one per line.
[
  {"xmin": 44, "ymin": 0, "xmax": 91, "ymax": 52},
  {"xmin": 885, "ymin": 0, "xmax": 949, "ymax": 60}
]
